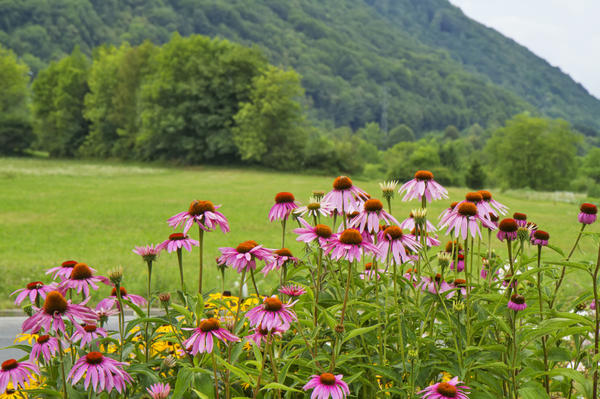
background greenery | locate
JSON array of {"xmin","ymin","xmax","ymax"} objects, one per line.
[{"xmin": 0, "ymin": 157, "xmax": 594, "ymax": 310}]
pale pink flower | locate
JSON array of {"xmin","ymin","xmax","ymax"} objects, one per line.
[
  {"xmin": 168, "ymin": 200, "xmax": 230, "ymax": 234},
  {"xmin": 399, "ymin": 170, "xmax": 448, "ymax": 202}
]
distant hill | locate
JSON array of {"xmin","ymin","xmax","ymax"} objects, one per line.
[{"xmin": 1, "ymin": 0, "xmax": 598, "ymax": 134}]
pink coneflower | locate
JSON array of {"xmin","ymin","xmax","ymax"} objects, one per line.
[
  {"xmin": 421, "ymin": 274, "xmax": 453, "ymax": 295},
  {"xmin": 157, "ymin": 233, "xmax": 200, "ymax": 253},
  {"xmin": 68, "ymin": 352, "xmax": 132, "ymax": 393},
  {"xmin": 399, "ymin": 170, "xmax": 448, "ymax": 202},
  {"xmin": 442, "ymin": 202, "xmax": 496, "ymax": 240},
  {"xmin": 376, "ymin": 226, "xmax": 420, "ymax": 265},
  {"xmin": 579, "ymin": 203, "xmax": 598, "ymax": 224},
  {"xmin": 400, "ymin": 212, "xmax": 437, "ymax": 233},
  {"xmin": 30, "ymin": 334, "xmax": 59, "ymax": 363},
  {"xmin": 303, "ymin": 373, "xmax": 350, "ymax": 399},
  {"xmin": 0, "ymin": 359, "xmax": 38, "ymax": 392},
  {"xmin": 322, "ymin": 176, "xmax": 366, "ymax": 214},
  {"xmin": 11, "ymin": 281, "xmax": 55, "ymax": 306},
  {"xmin": 168, "ymin": 200, "xmax": 230, "ymax": 234},
  {"xmin": 439, "ymin": 202, "xmax": 459, "ymax": 225},
  {"xmin": 502, "ymin": 273, "xmax": 518, "ymax": 289},
  {"xmin": 279, "ymin": 284, "xmax": 306, "ymax": 298},
  {"xmin": 497, "ymin": 219, "xmax": 518, "ymax": 242},
  {"xmin": 294, "ymin": 219, "xmax": 333, "ymax": 247},
  {"xmin": 22, "ymin": 291, "xmax": 98, "ymax": 336},
  {"xmin": 294, "ymin": 197, "xmax": 334, "ymax": 219},
  {"xmin": 350, "ymin": 199, "xmax": 399, "ymax": 233},
  {"xmin": 245, "ymin": 325, "xmax": 285, "ymax": 346},
  {"xmin": 450, "ymin": 254, "xmax": 465, "ymax": 272},
  {"xmin": 419, "ymin": 376, "xmax": 470, "ymax": 399},
  {"xmin": 245, "ymin": 296, "xmax": 297, "ymax": 330},
  {"xmin": 403, "ymin": 268, "xmax": 420, "ymax": 285},
  {"xmin": 323, "ymin": 228, "xmax": 380, "ymax": 262},
  {"xmin": 513, "ymin": 212, "xmax": 527, "ymax": 227},
  {"xmin": 411, "ymin": 227, "xmax": 441, "ymax": 248},
  {"xmin": 508, "ymin": 294, "xmax": 527, "ymax": 311},
  {"xmin": 262, "ymin": 248, "xmax": 299, "ymax": 276},
  {"xmin": 132, "ymin": 244, "xmax": 161, "ymax": 262},
  {"xmin": 359, "ymin": 263, "xmax": 384, "ymax": 280},
  {"xmin": 217, "ymin": 240, "xmax": 274, "ymax": 273},
  {"xmin": 531, "ymin": 230, "xmax": 549, "ymax": 246},
  {"xmin": 71, "ymin": 324, "xmax": 108, "ymax": 348},
  {"xmin": 147, "ymin": 382, "xmax": 171, "ymax": 399},
  {"xmin": 462, "ymin": 192, "xmax": 489, "ymax": 218},
  {"xmin": 46, "ymin": 260, "xmax": 86, "ymax": 281},
  {"xmin": 96, "ymin": 287, "xmax": 147, "ymax": 310},
  {"xmin": 95, "ymin": 303, "xmax": 120, "ymax": 324},
  {"xmin": 446, "ymin": 279, "xmax": 467, "ymax": 299},
  {"xmin": 58, "ymin": 263, "xmax": 110, "ymax": 298},
  {"xmin": 269, "ymin": 192, "xmax": 299, "ymax": 222},
  {"xmin": 479, "ymin": 190, "xmax": 508, "ymax": 215},
  {"xmin": 182, "ymin": 318, "xmax": 239, "ymax": 354}
]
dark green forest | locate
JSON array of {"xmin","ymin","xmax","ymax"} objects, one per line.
[
  {"xmin": 2, "ymin": 0, "xmax": 599, "ymax": 134},
  {"xmin": 1, "ymin": 0, "xmax": 600, "ymax": 192}
]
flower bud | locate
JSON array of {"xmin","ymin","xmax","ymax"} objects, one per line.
[{"xmin": 108, "ymin": 267, "xmax": 123, "ymax": 286}]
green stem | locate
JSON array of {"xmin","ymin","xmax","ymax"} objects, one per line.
[
  {"xmin": 145, "ymin": 260, "xmax": 153, "ymax": 363},
  {"xmin": 314, "ymin": 248, "xmax": 322, "ymax": 327},
  {"xmin": 536, "ymin": 245, "xmax": 549, "ymax": 394},
  {"xmin": 268, "ymin": 332, "xmax": 282, "ymax": 399},
  {"xmin": 250, "ymin": 269, "xmax": 260, "ymax": 298},
  {"xmin": 551, "ymin": 223, "xmax": 586, "ymax": 308},
  {"xmin": 57, "ymin": 337, "xmax": 68, "ymax": 399},
  {"xmin": 339, "ymin": 260, "xmax": 353, "ymax": 326},
  {"xmin": 198, "ymin": 226, "xmax": 204, "ymax": 294},
  {"xmin": 281, "ymin": 217, "xmax": 287, "ymax": 249},
  {"xmin": 115, "ymin": 283, "xmax": 125, "ymax": 362},
  {"xmin": 176, "ymin": 249, "xmax": 185, "ymax": 293},
  {"xmin": 252, "ymin": 339, "xmax": 269, "ymax": 399},
  {"xmin": 211, "ymin": 351, "xmax": 220, "ymax": 399},
  {"xmin": 592, "ymin": 243, "xmax": 600, "ymax": 399}
]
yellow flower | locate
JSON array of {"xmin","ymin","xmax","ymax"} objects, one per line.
[
  {"xmin": 0, "ymin": 375, "xmax": 41, "ymax": 398},
  {"xmin": 441, "ymin": 372, "xmax": 453, "ymax": 382},
  {"xmin": 13, "ymin": 333, "xmax": 37, "ymax": 345}
]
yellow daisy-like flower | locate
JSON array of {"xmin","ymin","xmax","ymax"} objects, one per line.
[
  {"xmin": 13, "ymin": 333, "xmax": 38, "ymax": 345},
  {"xmin": 441, "ymin": 371, "xmax": 453, "ymax": 382},
  {"xmin": 0, "ymin": 375, "xmax": 41, "ymax": 398}
]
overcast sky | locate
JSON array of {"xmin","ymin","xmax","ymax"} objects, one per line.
[{"xmin": 448, "ymin": 0, "xmax": 600, "ymax": 99}]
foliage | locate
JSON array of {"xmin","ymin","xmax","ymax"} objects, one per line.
[
  {"xmin": 135, "ymin": 34, "xmax": 267, "ymax": 164},
  {"xmin": 465, "ymin": 159, "xmax": 486, "ymax": 189},
  {"xmin": 31, "ymin": 48, "xmax": 90, "ymax": 157},
  {"xmin": 233, "ymin": 66, "xmax": 307, "ymax": 169},
  {"xmin": 5, "ymin": 0, "xmax": 599, "ymax": 135},
  {"xmin": 485, "ymin": 113, "xmax": 581, "ymax": 190},
  {"xmin": 0, "ymin": 45, "xmax": 32, "ymax": 154}
]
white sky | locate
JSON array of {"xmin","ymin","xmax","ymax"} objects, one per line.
[{"xmin": 448, "ymin": 0, "xmax": 600, "ymax": 99}]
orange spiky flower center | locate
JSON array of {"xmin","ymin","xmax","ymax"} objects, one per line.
[
  {"xmin": 1, "ymin": 359, "xmax": 18, "ymax": 371},
  {"xmin": 457, "ymin": 203, "xmax": 477, "ymax": 217},
  {"xmin": 43, "ymin": 291, "xmax": 68, "ymax": 315},
  {"xmin": 70, "ymin": 263, "xmax": 93, "ymax": 280},
  {"xmin": 499, "ymin": 219, "xmax": 518, "ymax": 233},
  {"xmin": 436, "ymin": 382, "xmax": 457, "ymax": 397},
  {"xmin": 85, "ymin": 352, "xmax": 104, "ymax": 365},
  {"xmin": 169, "ymin": 233, "xmax": 187, "ymax": 240},
  {"xmin": 199, "ymin": 318, "xmax": 221, "ymax": 332},
  {"xmin": 333, "ymin": 176, "xmax": 353, "ymax": 190},
  {"xmin": 414, "ymin": 170, "xmax": 434, "ymax": 181},
  {"xmin": 365, "ymin": 262, "xmax": 373, "ymax": 270},
  {"xmin": 513, "ymin": 212, "xmax": 527, "ymax": 221},
  {"xmin": 189, "ymin": 200, "xmax": 215, "ymax": 215},
  {"xmin": 454, "ymin": 279, "xmax": 466, "ymax": 287},
  {"xmin": 307, "ymin": 202, "xmax": 321, "ymax": 210},
  {"xmin": 479, "ymin": 190, "xmax": 492, "ymax": 201},
  {"xmin": 275, "ymin": 248, "xmax": 293, "ymax": 257},
  {"xmin": 236, "ymin": 240, "xmax": 259, "ymax": 253},
  {"xmin": 264, "ymin": 297, "xmax": 283, "ymax": 312},
  {"xmin": 339, "ymin": 229, "xmax": 363, "ymax": 245},
  {"xmin": 364, "ymin": 199, "xmax": 383, "ymax": 212},
  {"xmin": 581, "ymin": 203, "xmax": 598, "ymax": 214},
  {"xmin": 37, "ymin": 335, "xmax": 50, "ymax": 344},
  {"xmin": 315, "ymin": 224, "xmax": 332, "ymax": 238},
  {"xmin": 533, "ymin": 230, "xmax": 549, "ymax": 240},
  {"xmin": 319, "ymin": 373, "xmax": 337, "ymax": 386},
  {"xmin": 26, "ymin": 281, "xmax": 44, "ymax": 290},
  {"xmin": 111, "ymin": 287, "xmax": 128, "ymax": 297},
  {"xmin": 275, "ymin": 192, "xmax": 295, "ymax": 203},
  {"xmin": 466, "ymin": 192, "xmax": 483, "ymax": 203},
  {"xmin": 61, "ymin": 260, "xmax": 77, "ymax": 268},
  {"xmin": 83, "ymin": 324, "xmax": 98, "ymax": 333},
  {"xmin": 384, "ymin": 226, "xmax": 403, "ymax": 240}
]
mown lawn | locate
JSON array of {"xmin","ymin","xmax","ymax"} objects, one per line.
[{"xmin": 0, "ymin": 157, "xmax": 595, "ymax": 309}]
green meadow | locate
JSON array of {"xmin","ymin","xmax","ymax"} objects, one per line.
[{"xmin": 0, "ymin": 157, "xmax": 595, "ymax": 309}]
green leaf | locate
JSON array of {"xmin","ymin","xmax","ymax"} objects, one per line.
[
  {"xmin": 342, "ymin": 324, "xmax": 379, "ymax": 343},
  {"xmin": 261, "ymin": 383, "xmax": 302, "ymax": 393},
  {"xmin": 172, "ymin": 367, "xmax": 194, "ymax": 399}
]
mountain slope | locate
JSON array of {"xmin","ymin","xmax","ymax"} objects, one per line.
[{"xmin": 0, "ymin": 0, "xmax": 597, "ymax": 133}]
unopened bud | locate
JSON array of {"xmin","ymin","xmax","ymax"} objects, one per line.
[
  {"xmin": 312, "ymin": 190, "xmax": 325, "ymax": 201},
  {"xmin": 335, "ymin": 324, "xmax": 345, "ymax": 334},
  {"xmin": 158, "ymin": 293, "xmax": 171, "ymax": 305},
  {"xmin": 412, "ymin": 208, "xmax": 427, "ymax": 226},
  {"xmin": 437, "ymin": 252, "xmax": 452, "ymax": 269},
  {"xmin": 108, "ymin": 267, "xmax": 123, "ymax": 286},
  {"xmin": 162, "ymin": 355, "xmax": 176, "ymax": 369}
]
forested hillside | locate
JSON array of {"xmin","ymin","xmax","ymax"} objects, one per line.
[{"xmin": 2, "ymin": 0, "xmax": 598, "ymax": 134}]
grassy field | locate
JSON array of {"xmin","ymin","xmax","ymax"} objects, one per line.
[{"xmin": 0, "ymin": 157, "xmax": 596, "ymax": 309}]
